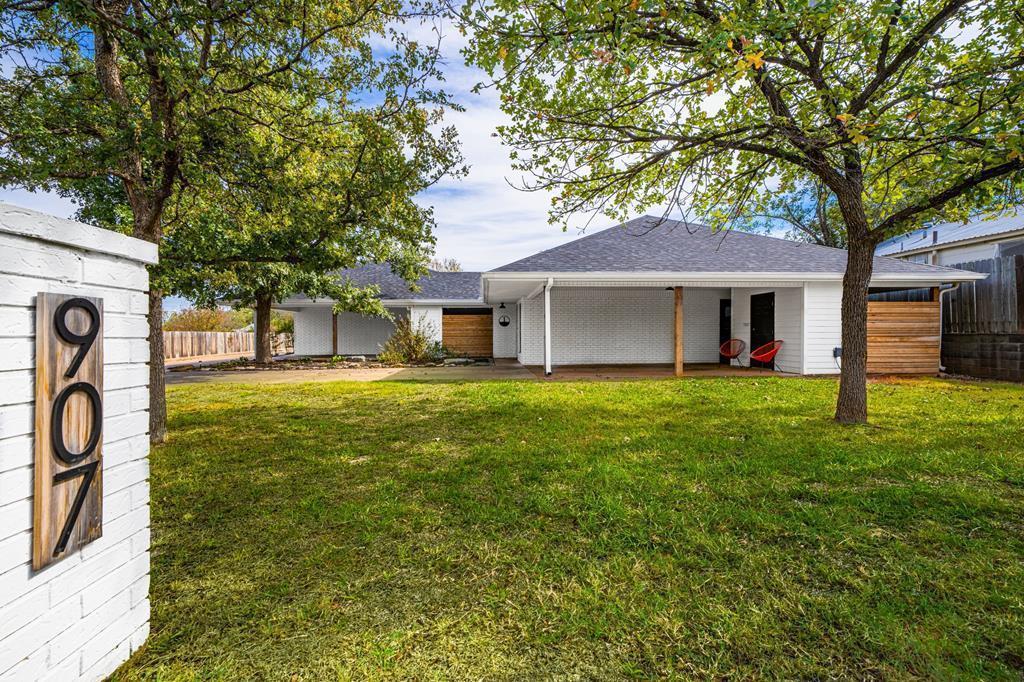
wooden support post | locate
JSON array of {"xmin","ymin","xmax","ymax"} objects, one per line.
[
  {"xmin": 331, "ymin": 311, "xmax": 338, "ymax": 356},
  {"xmin": 674, "ymin": 286, "xmax": 684, "ymax": 377}
]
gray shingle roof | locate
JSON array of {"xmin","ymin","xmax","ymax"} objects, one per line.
[
  {"xmin": 338, "ymin": 264, "xmax": 482, "ymax": 301},
  {"xmin": 491, "ymin": 216, "xmax": 970, "ymax": 276},
  {"xmin": 876, "ymin": 207, "xmax": 1024, "ymax": 256}
]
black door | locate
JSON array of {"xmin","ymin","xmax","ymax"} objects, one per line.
[
  {"xmin": 718, "ymin": 299, "xmax": 732, "ymax": 364},
  {"xmin": 749, "ymin": 292, "xmax": 775, "ymax": 368}
]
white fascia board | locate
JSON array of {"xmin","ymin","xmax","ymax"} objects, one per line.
[
  {"xmin": 276, "ymin": 297, "xmax": 486, "ymax": 307},
  {"xmin": 483, "ymin": 270, "xmax": 987, "ymax": 283}
]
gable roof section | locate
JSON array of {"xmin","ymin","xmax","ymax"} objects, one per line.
[
  {"xmin": 876, "ymin": 208, "xmax": 1024, "ymax": 257},
  {"xmin": 491, "ymin": 216, "xmax": 973, "ymax": 278},
  {"xmin": 337, "ymin": 263, "xmax": 482, "ymax": 301}
]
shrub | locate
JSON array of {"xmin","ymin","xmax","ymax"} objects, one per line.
[{"xmin": 377, "ymin": 315, "xmax": 444, "ymax": 365}]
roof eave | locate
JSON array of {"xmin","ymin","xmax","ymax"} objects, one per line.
[{"xmin": 483, "ymin": 270, "xmax": 985, "ymax": 282}]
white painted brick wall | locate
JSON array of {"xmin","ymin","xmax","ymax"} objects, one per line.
[
  {"xmin": 517, "ymin": 286, "xmax": 727, "ymax": 366},
  {"xmin": 0, "ymin": 204, "xmax": 153, "ymax": 682},
  {"xmin": 293, "ymin": 306, "xmax": 405, "ymax": 356},
  {"xmin": 730, "ymin": 286, "xmax": 804, "ymax": 374},
  {"xmin": 292, "ymin": 307, "xmax": 333, "ymax": 356},
  {"xmin": 340, "ymin": 308, "xmax": 403, "ymax": 356},
  {"xmin": 409, "ymin": 306, "xmax": 442, "ymax": 344}
]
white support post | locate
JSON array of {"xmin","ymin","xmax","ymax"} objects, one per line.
[{"xmin": 543, "ymin": 278, "xmax": 553, "ymax": 376}]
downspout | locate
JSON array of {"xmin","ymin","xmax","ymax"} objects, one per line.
[{"xmin": 937, "ymin": 283, "xmax": 959, "ymax": 373}]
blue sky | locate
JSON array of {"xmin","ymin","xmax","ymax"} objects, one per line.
[{"xmin": 0, "ymin": 15, "xmax": 600, "ymax": 293}]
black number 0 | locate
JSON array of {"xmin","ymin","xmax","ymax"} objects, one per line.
[{"xmin": 50, "ymin": 298, "xmax": 102, "ymax": 557}]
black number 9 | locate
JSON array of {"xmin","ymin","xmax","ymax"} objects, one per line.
[{"xmin": 54, "ymin": 297, "xmax": 99, "ymax": 378}]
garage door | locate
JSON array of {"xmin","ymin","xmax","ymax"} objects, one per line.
[{"xmin": 442, "ymin": 308, "xmax": 492, "ymax": 357}]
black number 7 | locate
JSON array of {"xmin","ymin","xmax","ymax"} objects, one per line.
[{"xmin": 52, "ymin": 461, "xmax": 98, "ymax": 556}]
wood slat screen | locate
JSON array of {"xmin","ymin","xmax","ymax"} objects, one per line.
[
  {"xmin": 866, "ymin": 300, "xmax": 940, "ymax": 374},
  {"xmin": 442, "ymin": 314, "xmax": 493, "ymax": 357}
]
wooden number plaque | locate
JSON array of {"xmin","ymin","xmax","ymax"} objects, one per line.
[{"xmin": 33, "ymin": 293, "xmax": 104, "ymax": 570}]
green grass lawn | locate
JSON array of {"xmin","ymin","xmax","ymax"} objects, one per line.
[{"xmin": 114, "ymin": 376, "xmax": 1024, "ymax": 680}]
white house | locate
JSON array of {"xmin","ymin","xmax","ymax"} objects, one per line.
[{"xmin": 278, "ymin": 217, "xmax": 985, "ymax": 376}]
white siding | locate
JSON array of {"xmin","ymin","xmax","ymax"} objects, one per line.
[
  {"xmin": 802, "ymin": 282, "xmax": 843, "ymax": 374},
  {"xmin": 492, "ymin": 305, "xmax": 518, "ymax": 358},
  {"xmin": 730, "ymin": 286, "xmax": 803, "ymax": 374},
  {"xmin": 0, "ymin": 208, "xmax": 151, "ymax": 682},
  {"xmin": 517, "ymin": 286, "xmax": 727, "ymax": 366}
]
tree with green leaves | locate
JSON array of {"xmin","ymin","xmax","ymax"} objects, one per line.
[
  {"xmin": 0, "ymin": 0, "xmax": 460, "ymax": 440},
  {"xmin": 162, "ymin": 101, "xmax": 460, "ymax": 364},
  {"xmin": 462, "ymin": 0, "xmax": 1024, "ymax": 423},
  {"xmin": 735, "ymin": 181, "xmax": 846, "ymax": 248}
]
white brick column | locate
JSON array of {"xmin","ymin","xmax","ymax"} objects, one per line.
[{"xmin": 0, "ymin": 204, "xmax": 155, "ymax": 681}]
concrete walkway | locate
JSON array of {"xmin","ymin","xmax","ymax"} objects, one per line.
[{"xmin": 166, "ymin": 360, "xmax": 793, "ymax": 386}]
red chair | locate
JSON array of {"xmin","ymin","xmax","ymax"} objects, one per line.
[
  {"xmin": 750, "ymin": 340, "xmax": 784, "ymax": 370},
  {"xmin": 719, "ymin": 339, "xmax": 746, "ymax": 364}
]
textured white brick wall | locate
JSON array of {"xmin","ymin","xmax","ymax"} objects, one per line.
[
  {"xmin": 517, "ymin": 286, "xmax": 726, "ymax": 366},
  {"xmin": 730, "ymin": 286, "xmax": 804, "ymax": 374},
  {"xmin": 409, "ymin": 306, "xmax": 441, "ymax": 344},
  {"xmin": 292, "ymin": 307, "xmax": 333, "ymax": 356},
  {"xmin": 802, "ymin": 282, "xmax": 843, "ymax": 374},
  {"xmin": 293, "ymin": 306, "xmax": 405, "ymax": 356},
  {"xmin": 0, "ymin": 204, "xmax": 154, "ymax": 682}
]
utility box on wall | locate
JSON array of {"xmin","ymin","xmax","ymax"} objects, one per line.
[{"xmin": 0, "ymin": 204, "xmax": 157, "ymax": 681}]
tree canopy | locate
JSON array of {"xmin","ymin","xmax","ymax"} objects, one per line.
[
  {"xmin": 461, "ymin": 0, "xmax": 1024, "ymax": 422},
  {"xmin": 462, "ymin": 0, "xmax": 1023, "ymax": 231},
  {"xmin": 0, "ymin": 0, "xmax": 463, "ymax": 439}
]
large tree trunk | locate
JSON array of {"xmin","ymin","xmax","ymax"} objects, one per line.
[
  {"xmin": 255, "ymin": 293, "xmax": 273, "ymax": 365},
  {"xmin": 147, "ymin": 288, "xmax": 168, "ymax": 443},
  {"xmin": 835, "ymin": 231, "xmax": 876, "ymax": 424}
]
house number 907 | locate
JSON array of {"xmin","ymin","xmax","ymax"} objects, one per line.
[{"xmin": 33, "ymin": 293, "xmax": 105, "ymax": 570}]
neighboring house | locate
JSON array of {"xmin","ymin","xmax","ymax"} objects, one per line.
[
  {"xmin": 876, "ymin": 209, "xmax": 1024, "ymax": 266},
  {"xmin": 277, "ymin": 217, "xmax": 984, "ymax": 375}
]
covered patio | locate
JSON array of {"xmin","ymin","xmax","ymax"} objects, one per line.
[
  {"xmin": 524, "ymin": 362, "xmax": 789, "ymax": 380},
  {"xmin": 483, "ymin": 275, "xmax": 806, "ymax": 377}
]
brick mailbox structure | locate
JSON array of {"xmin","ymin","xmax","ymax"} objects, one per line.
[{"xmin": 0, "ymin": 204, "xmax": 155, "ymax": 681}]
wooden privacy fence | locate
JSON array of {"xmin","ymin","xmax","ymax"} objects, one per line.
[
  {"xmin": 163, "ymin": 331, "xmax": 294, "ymax": 359},
  {"xmin": 163, "ymin": 331, "xmax": 253, "ymax": 359},
  {"xmin": 942, "ymin": 255, "xmax": 1024, "ymax": 334}
]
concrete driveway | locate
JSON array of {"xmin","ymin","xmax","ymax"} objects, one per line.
[{"xmin": 166, "ymin": 360, "xmax": 536, "ymax": 385}]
